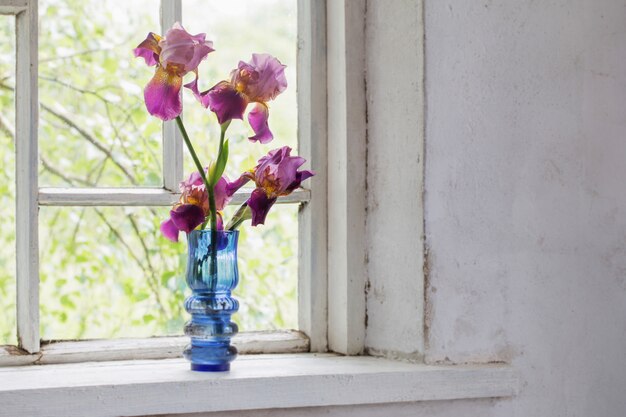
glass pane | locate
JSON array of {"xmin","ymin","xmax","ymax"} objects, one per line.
[
  {"xmin": 39, "ymin": 204, "xmax": 298, "ymax": 340},
  {"xmin": 181, "ymin": 0, "xmax": 298, "ymax": 180},
  {"xmin": 38, "ymin": 0, "xmax": 163, "ymax": 187},
  {"xmin": 226, "ymin": 204, "xmax": 298, "ymax": 331},
  {"xmin": 180, "ymin": 1, "xmax": 300, "ymax": 332},
  {"xmin": 0, "ymin": 16, "xmax": 17, "ymax": 346},
  {"xmin": 39, "ymin": 207, "xmax": 183, "ymax": 340}
]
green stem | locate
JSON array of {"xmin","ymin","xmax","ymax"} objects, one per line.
[
  {"xmin": 175, "ymin": 116, "xmax": 231, "ymax": 282},
  {"xmin": 175, "ymin": 116, "xmax": 211, "ymax": 193},
  {"xmin": 175, "ymin": 116, "xmax": 219, "ymax": 279},
  {"xmin": 227, "ymin": 216, "xmax": 246, "ymax": 231},
  {"xmin": 218, "ymin": 120, "xmax": 230, "ymax": 155},
  {"xmin": 208, "ymin": 123, "xmax": 230, "ymax": 279},
  {"xmin": 210, "ymin": 123, "xmax": 229, "ymax": 231}
]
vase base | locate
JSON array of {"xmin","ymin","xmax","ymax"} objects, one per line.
[{"xmin": 191, "ymin": 363, "xmax": 230, "ymax": 372}]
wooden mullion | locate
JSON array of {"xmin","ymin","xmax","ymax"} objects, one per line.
[
  {"xmin": 160, "ymin": 0, "xmax": 183, "ymax": 191},
  {"xmin": 297, "ymin": 0, "xmax": 328, "ymax": 353},
  {"xmin": 0, "ymin": 0, "xmax": 26, "ymax": 14},
  {"xmin": 38, "ymin": 187, "xmax": 311, "ymax": 207},
  {"xmin": 326, "ymin": 0, "xmax": 367, "ymax": 355},
  {"xmin": 15, "ymin": 0, "xmax": 39, "ymax": 353}
]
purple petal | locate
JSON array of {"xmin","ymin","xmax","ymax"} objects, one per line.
[
  {"xmin": 179, "ymin": 170, "xmax": 208, "ymax": 212},
  {"xmin": 226, "ymin": 173, "xmax": 251, "ymax": 196},
  {"xmin": 170, "ymin": 204, "xmax": 205, "ymax": 233},
  {"xmin": 134, "ymin": 32, "xmax": 161, "ymax": 66},
  {"xmin": 213, "ymin": 176, "xmax": 232, "ymax": 211},
  {"xmin": 233, "ymin": 53, "xmax": 287, "ymax": 102},
  {"xmin": 248, "ymin": 103, "xmax": 273, "ymax": 143},
  {"xmin": 144, "ymin": 66, "xmax": 183, "ymax": 121},
  {"xmin": 248, "ymin": 188, "xmax": 277, "ymax": 226},
  {"xmin": 298, "ymin": 169, "xmax": 315, "ymax": 183},
  {"xmin": 286, "ymin": 169, "xmax": 315, "ymax": 193},
  {"xmin": 207, "ymin": 81, "xmax": 248, "ymax": 124},
  {"xmin": 213, "ymin": 174, "xmax": 254, "ymax": 211},
  {"xmin": 275, "ymin": 156, "xmax": 306, "ymax": 190},
  {"xmin": 159, "ymin": 22, "xmax": 214, "ymax": 74},
  {"xmin": 255, "ymin": 146, "xmax": 291, "ymax": 176},
  {"xmin": 183, "ymin": 170, "xmax": 205, "ymax": 188},
  {"xmin": 254, "ymin": 147, "xmax": 299, "ymax": 192},
  {"xmin": 184, "ymin": 73, "xmax": 211, "ymax": 108},
  {"xmin": 250, "ymin": 146, "xmax": 314, "ymax": 197},
  {"xmin": 160, "ymin": 217, "xmax": 180, "ymax": 242}
]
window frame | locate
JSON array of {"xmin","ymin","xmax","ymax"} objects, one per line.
[
  {"xmin": 1, "ymin": 0, "xmax": 326, "ymax": 360},
  {"xmin": 0, "ymin": 3, "xmax": 522, "ymax": 414}
]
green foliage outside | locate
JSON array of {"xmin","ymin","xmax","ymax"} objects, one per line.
[
  {"xmin": 0, "ymin": 16, "xmax": 16, "ymax": 346},
  {"xmin": 0, "ymin": 0, "xmax": 299, "ymax": 344}
]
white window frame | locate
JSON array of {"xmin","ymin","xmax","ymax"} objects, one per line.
[
  {"xmin": 0, "ymin": 0, "xmax": 326, "ymax": 361},
  {"xmin": 0, "ymin": 2, "xmax": 521, "ymax": 415}
]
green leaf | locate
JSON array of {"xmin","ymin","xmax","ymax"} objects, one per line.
[
  {"xmin": 160, "ymin": 270, "xmax": 176, "ymax": 286},
  {"xmin": 226, "ymin": 202, "xmax": 252, "ymax": 230},
  {"xmin": 60, "ymin": 294, "xmax": 76, "ymax": 310},
  {"xmin": 209, "ymin": 139, "xmax": 229, "ymax": 186},
  {"xmin": 134, "ymin": 291, "xmax": 150, "ymax": 302}
]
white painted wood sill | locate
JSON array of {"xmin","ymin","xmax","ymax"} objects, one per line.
[{"xmin": 0, "ymin": 353, "xmax": 520, "ymax": 417}]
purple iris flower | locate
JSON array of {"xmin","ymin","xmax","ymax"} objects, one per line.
[
  {"xmin": 185, "ymin": 53, "xmax": 287, "ymax": 143},
  {"xmin": 134, "ymin": 23, "xmax": 214, "ymax": 121},
  {"xmin": 160, "ymin": 172, "xmax": 246, "ymax": 242},
  {"xmin": 235, "ymin": 146, "xmax": 314, "ymax": 226}
]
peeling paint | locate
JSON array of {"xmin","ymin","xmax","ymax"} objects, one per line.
[
  {"xmin": 423, "ymin": 244, "xmax": 432, "ymax": 353},
  {"xmin": 363, "ymin": 0, "xmax": 425, "ymax": 357},
  {"xmin": 364, "ymin": 347, "xmax": 424, "ymax": 364}
]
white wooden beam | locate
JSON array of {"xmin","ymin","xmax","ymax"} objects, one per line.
[
  {"xmin": 364, "ymin": 0, "xmax": 426, "ymax": 358},
  {"xmin": 297, "ymin": 0, "xmax": 328, "ymax": 353},
  {"xmin": 0, "ymin": 354, "xmax": 521, "ymax": 417},
  {"xmin": 326, "ymin": 0, "xmax": 367, "ymax": 355},
  {"xmin": 38, "ymin": 187, "xmax": 311, "ymax": 206},
  {"xmin": 39, "ymin": 187, "xmax": 179, "ymax": 206},
  {"xmin": 160, "ymin": 0, "xmax": 183, "ymax": 191},
  {"xmin": 0, "ymin": 0, "xmax": 27, "ymax": 15},
  {"xmin": 15, "ymin": 0, "xmax": 39, "ymax": 353}
]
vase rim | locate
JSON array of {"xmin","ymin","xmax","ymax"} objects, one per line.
[{"xmin": 189, "ymin": 229, "xmax": 239, "ymax": 236}]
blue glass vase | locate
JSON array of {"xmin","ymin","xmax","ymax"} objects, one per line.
[{"xmin": 183, "ymin": 229, "xmax": 239, "ymax": 372}]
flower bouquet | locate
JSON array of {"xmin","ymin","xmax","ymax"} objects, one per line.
[{"xmin": 134, "ymin": 23, "xmax": 314, "ymax": 371}]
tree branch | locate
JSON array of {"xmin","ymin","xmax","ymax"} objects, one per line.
[
  {"xmin": 93, "ymin": 208, "xmax": 169, "ymax": 317},
  {"xmin": 38, "ymin": 76, "xmax": 162, "ymax": 182},
  {"xmin": 0, "ymin": 111, "xmax": 15, "ymax": 138},
  {"xmin": 40, "ymin": 102, "xmax": 138, "ymax": 185},
  {"xmin": 40, "ymin": 157, "xmax": 169, "ymax": 318},
  {"xmin": 0, "ymin": 81, "xmax": 138, "ymax": 185},
  {"xmin": 40, "ymin": 156, "xmax": 93, "ymax": 186}
]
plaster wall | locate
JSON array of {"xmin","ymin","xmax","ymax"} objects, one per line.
[
  {"xmin": 421, "ymin": 0, "xmax": 626, "ymax": 415},
  {"xmin": 364, "ymin": 0, "xmax": 425, "ymax": 358},
  {"xmin": 170, "ymin": 0, "xmax": 626, "ymax": 415}
]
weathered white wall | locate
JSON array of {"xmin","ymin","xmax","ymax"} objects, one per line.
[
  {"xmin": 168, "ymin": 0, "xmax": 626, "ymax": 415},
  {"xmin": 364, "ymin": 0, "xmax": 424, "ymax": 359},
  {"xmin": 423, "ymin": 0, "xmax": 626, "ymax": 416}
]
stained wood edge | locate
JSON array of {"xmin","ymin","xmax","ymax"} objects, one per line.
[{"xmin": 0, "ymin": 330, "xmax": 309, "ymax": 366}]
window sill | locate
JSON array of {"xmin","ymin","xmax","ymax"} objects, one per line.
[
  {"xmin": 0, "ymin": 330, "xmax": 309, "ymax": 366},
  {"xmin": 0, "ymin": 353, "xmax": 520, "ymax": 417}
]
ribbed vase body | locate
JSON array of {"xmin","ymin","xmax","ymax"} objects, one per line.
[{"xmin": 183, "ymin": 230, "xmax": 239, "ymax": 372}]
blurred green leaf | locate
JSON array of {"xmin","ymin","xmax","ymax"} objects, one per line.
[{"xmin": 60, "ymin": 294, "xmax": 76, "ymax": 310}]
